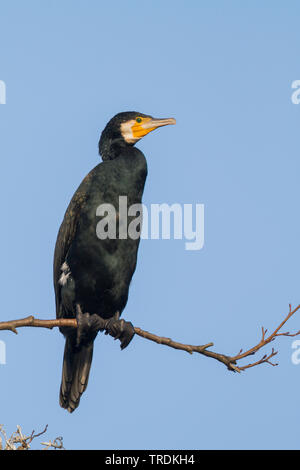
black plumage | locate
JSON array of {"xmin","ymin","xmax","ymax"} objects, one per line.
[{"xmin": 54, "ymin": 111, "xmax": 175, "ymax": 412}]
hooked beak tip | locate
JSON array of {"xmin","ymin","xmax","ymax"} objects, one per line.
[{"xmin": 150, "ymin": 117, "xmax": 176, "ymax": 128}]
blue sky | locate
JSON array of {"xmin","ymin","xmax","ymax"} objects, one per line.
[{"xmin": 0, "ymin": 0, "xmax": 300, "ymax": 450}]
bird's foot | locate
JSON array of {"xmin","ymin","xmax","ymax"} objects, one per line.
[
  {"xmin": 75, "ymin": 304, "xmax": 105, "ymax": 347},
  {"xmin": 104, "ymin": 311, "xmax": 135, "ymax": 350}
]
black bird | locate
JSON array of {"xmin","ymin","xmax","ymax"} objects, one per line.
[{"xmin": 54, "ymin": 111, "xmax": 176, "ymax": 412}]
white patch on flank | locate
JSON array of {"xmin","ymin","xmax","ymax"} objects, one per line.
[
  {"xmin": 59, "ymin": 261, "xmax": 71, "ymax": 286},
  {"xmin": 120, "ymin": 120, "xmax": 138, "ymax": 144}
]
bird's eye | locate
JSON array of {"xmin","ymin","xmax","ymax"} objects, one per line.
[{"xmin": 136, "ymin": 117, "xmax": 142, "ymax": 123}]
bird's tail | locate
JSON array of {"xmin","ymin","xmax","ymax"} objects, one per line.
[{"xmin": 59, "ymin": 336, "xmax": 94, "ymax": 413}]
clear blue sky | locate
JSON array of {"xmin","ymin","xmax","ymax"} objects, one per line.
[{"xmin": 0, "ymin": 0, "xmax": 300, "ymax": 450}]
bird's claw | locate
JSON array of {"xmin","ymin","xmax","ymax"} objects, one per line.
[
  {"xmin": 104, "ymin": 314, "xmax": 135, "ymax": 350},
  {"xmin": 76, "ymin": 305, "xmax": 103, "ymax": 347}
]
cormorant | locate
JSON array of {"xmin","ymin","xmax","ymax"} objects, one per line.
[{"xmin": 54, "ymin": 111, "xmax": 176, "ymax": 412}]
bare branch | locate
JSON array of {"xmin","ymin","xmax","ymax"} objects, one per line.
[
  {"xmin": 41, "ymin": 437, "xmax": 64, "ymax": 450},
  {"xmin": 0, "ymin": 304, "xmax": 299, "ymax": 373},
  {"xmin": 0, "ymin": 424, "xmax": 63, "ymax": 450},
  {"xmin": 228, "ymin": 303, "xmax": 300, "ymax": 371}
]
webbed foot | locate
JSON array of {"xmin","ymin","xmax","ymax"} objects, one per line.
[
  {"xmin": 104, "ymin": 311, "xmax": 135, "ymax": 350},
  {"xmin": 75, "ymin": 304, "xmax": 105, "ymax": 347}
]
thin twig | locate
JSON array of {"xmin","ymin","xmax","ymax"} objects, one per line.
[
  {"xmin": 0, "ymin": 424, "xmax": 63, "ymax": 450},
  {"xmin": 228, "ymin": 303, "xmax": 300, "ymax": 371}
]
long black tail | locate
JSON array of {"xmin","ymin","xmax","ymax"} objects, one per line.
[{"xmin": 59, "ymin": 336, "xmax": 94, "ymax": 413}]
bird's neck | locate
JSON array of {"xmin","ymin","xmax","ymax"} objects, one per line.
[{"xmin": 99, "ymin": 137, "xmax": 133, "ymax": 161}]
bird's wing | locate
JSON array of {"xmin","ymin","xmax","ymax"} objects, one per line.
[{"xmin": 53, "ymin": 189, "xmax": 88, "ymax": 317}]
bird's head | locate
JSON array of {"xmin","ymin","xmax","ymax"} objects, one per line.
[{"xmin": 99, "ymin": 111, "xmax": 176, "ymax": 161}]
